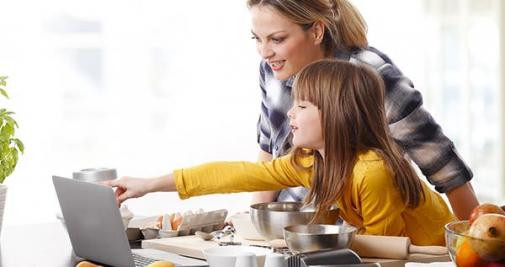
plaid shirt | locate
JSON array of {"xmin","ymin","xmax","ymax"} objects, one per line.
[{"xmin": 257, "ymin": 47, "xmax": 473, "ymax": 201}]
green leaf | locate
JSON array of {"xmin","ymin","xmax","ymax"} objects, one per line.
[
  {"xmin": 13, "ymin": 138, "xmax": 24, "ymax": 153},
  {"xmin": 0, "ymin": 89, "xmax": 7, "ymax": 99},
  {"xmin": 1, "ymin": 121, "xmax": 14, "ymax": 137},
  {"xmin": 5, "ymin": 116, "xmax": 18, "ymax": 128},
  {"xmin": 0, "ymin": 142, "xmax": 7, "ymax": 155}
]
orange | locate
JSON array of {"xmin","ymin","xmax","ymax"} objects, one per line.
[
  {"xmin": 487, "ymin": 262, "xmax": 505, "ymax": 267},
  {"xmin": 146, "ymin": 261, "xmax": 176, "ymax": 267},
  {"xmin": 75, "ymin": 261, "xmax": 102, "ymax": 267},
  {"xmin": 456, "ymin": 238, "xmax": 488, "ymax": 267}
]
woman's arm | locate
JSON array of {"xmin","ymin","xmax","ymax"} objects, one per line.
[
  {"xmin": 446, "ymin": 182, "xmax": 479, "ymax": 220},
  {"xmin": 251, "ymin": 150, "xmax": 280, "ymax": 204},
  {"xmin": 356, "ymin": 48, "xmax": 478, "ymax": 219}
]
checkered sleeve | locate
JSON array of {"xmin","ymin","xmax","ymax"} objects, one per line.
[
  {"xmin": 355, "ymin": 48, "xmax": 473, "ymax": 193},
  {"xmin": 257, "ymin": 62, "xmax": 272, "ymax": 154}
]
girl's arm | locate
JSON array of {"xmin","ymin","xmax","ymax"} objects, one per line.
[
  {"xmin": 102, "ymin": 174, "xmax": 176, "ymax": 205},
  {"xmin": 103, "ymin": 155, "xmax": 311, "ymax": 205},
  {"xmin": 251, "ymin": 150, "xmax": 281, "ymax": 204}
]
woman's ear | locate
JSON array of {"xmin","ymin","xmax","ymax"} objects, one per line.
[{"xmin": 311, "ymin": 21, "xmax": 325, "ymax": 45}]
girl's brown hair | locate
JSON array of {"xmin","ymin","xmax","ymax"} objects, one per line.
[
  {"xmin": 246, "ymin": 0, "xmax": 368, "ymax": 55},
  {"xmin": 291, "ymin": 59, "xmax": 425, "ymax": 221}
]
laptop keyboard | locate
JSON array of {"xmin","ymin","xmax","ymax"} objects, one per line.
[{"xmin": 132, "ymin": 253, "xmax": 158, "ymax": 267}]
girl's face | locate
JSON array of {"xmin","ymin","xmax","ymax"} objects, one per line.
[
  {"xmin": 250, "ymin": 5, "xmax": 325, "ymax": 81},
  {"xmin": 287, "ymin": 100, "xmax": 324, "ymax": 151}
]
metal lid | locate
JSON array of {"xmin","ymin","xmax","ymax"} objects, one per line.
[{"xmin": 72, "ymin": 168, "xmax": 117, "ymax": 182}]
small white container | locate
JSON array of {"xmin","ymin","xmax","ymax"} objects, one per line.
[
  {"xmin": 203, "ymin": 245, "xmax": 270, "ymax": 267},
  {"xmin": 264, "ymin": 253, "xmax": 287, "ymax": 267}
]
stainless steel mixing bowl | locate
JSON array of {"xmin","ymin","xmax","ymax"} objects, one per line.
[
  {"xmin": 284, "ymin": 224, "xmax": 357, "ymax": 254},
  {"xmin": 250, "ymin": 202, "xmax": 339, "ymax": 240}
]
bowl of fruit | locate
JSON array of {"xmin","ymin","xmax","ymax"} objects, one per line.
[{"xmin": 445, "ymin": 203, "xmax": 505, "ymax": 267}]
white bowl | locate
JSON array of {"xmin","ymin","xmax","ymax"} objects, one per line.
[
  {"xmin": 230, "ymin": 212, "xmax": 264, "ymax": 241},
  {"xmin": 203, "ymin": 245, "xmax": 270, "ymax": 267}
]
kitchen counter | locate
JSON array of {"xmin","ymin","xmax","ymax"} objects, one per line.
[{"xmin": 0, "ymin": 223, "xmax": 452, "ymax": 267}]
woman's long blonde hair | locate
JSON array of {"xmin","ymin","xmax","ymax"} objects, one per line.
[
  {"xmin": 291, "ymin": 59, "xmax": 425, "ymax": 221},
  {"xmin": 246, "ymin": 0, "xmax": 368, "ymax": 55}
]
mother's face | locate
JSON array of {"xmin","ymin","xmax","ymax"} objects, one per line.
[{"xmin": 250, "ymin": 5, "xmax": 325, "ymax": 81}]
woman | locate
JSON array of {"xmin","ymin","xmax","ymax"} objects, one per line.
[
  {"xmin": 104, "ymin": 59, "xmax": 456, "ymax": 245},
  {"xmin": 248, "ymin": 0, "xmax": 478, "ymax": 219}
]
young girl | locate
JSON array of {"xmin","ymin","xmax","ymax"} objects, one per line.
[{"xmin": 104, "ymin": 59, "xmax": 455, "ymax": 246}]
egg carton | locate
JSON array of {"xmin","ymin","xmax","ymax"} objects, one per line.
[{"xmin": 175, "ymin": 209, "xmax": 228, "ymax": 236}]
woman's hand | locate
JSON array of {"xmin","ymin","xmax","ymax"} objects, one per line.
[{"xmin": 102, "ymin": 177, "xmax": 153, "ymax": 205}]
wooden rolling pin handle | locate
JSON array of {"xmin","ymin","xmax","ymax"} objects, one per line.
[
  {"xmin": 351, "ymin": 235, "xmax": 448, "ymax": 259},
  {"xmin": 351, "ymin": 235, "xmax": 410, "ymax": 259},
  {"xmin": 409, "ymin": 244, "xmax": 448, "ymax": 255}
]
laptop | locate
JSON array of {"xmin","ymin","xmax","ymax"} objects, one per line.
[{"xmin": 52, "ymin": 175, "xmax": 208, "ymax": 267}]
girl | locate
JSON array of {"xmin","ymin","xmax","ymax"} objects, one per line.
[
  {"xmin": 247, "ymin": 0, "xmax": 478, "ymax": 220},
  {"xmin": 104, "ymin": 59, "xmax": 455, "ymax": 246}
]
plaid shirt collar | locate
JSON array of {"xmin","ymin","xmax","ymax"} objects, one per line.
[{"xmin": 283, "ymin": 49, "xmax": 353, "ymax": 88}]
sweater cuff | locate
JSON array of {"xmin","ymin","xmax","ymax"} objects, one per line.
[{"xmin": 173, "ymin": 169, "xmax": 190, "ymax": 199}]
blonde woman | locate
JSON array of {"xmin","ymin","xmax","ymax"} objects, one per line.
[
  {"xmin": 247, "ymin": 0, "xmax": 478, "ymax": 220},
  {"xmin": 104, "ymin": 59, "xmax": 456, "ymax": 245}
]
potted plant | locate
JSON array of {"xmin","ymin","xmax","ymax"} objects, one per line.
[{"xmin": 0, "ymin": 76, "xmax": 24, "ymax": 235}]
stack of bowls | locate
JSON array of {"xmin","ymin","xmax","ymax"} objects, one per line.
[{"xmin": 250, "ymin": 202, "xmax": 339, "ymax": 240}]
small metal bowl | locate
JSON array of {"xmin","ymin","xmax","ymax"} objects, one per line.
[
  {"xmin": 250, "ymin": 202, "xmax": 339, "ymax": 240},
  {"xmin": 284, "ymin": 224, "xmax": 357, "ymax": 254}
]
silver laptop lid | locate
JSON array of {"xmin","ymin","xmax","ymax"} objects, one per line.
[{"xmin": 53, "ymin": 175, "xmax": 135, "ymax": 267}]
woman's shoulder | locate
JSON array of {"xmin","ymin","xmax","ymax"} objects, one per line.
[{"xmin": 347, "ymin": 47, "xmax": 402, "ymax": 76}]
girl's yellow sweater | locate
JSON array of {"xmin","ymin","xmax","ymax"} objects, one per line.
[{"xmin": 173, "ymin": 150, "xmax": 455, "ymax": 246}]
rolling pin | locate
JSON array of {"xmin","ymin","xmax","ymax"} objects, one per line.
[{"xmin": 350, "ymin": 235, "xmax": 447, "ymax": 259}]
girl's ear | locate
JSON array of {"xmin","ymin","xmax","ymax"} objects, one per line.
[{"xmin": 311, "ymin": 20, "xmax": 325, "ymax": 45}]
